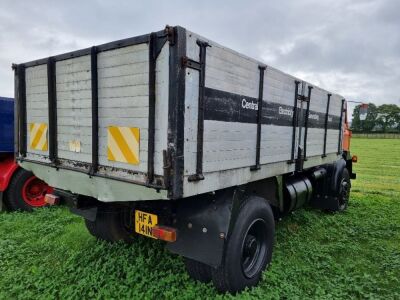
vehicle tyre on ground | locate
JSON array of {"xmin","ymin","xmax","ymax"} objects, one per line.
[
  {"xmin": 184, "ymin": 258, "xmax": 213, "ymax": 283},
  {"xmin": 5, "ymin": 168, "xmax": 52, "ymax": 212},
  {"xmin": 331, "ymin": 167, "xmax": 351, "ymax": 212},
  {"xmin": 211, "ymin": 195, "xmax": 275, "ymax": 293},
  {"xmin": 84, "ymin": 205, "xmax": 136, "ymax": 243}
]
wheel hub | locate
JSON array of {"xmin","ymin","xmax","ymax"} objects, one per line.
[
  {"xmin": 22, "ymin": 176, "xmax": 52, "ymax": 207},
  {"xmin": 244, "ymin": 235, "xmax": 258, "ymax": 257},
  {"xmin": 339, "ymin": 178, "xmax": 350, "ymax": 208},
  {"xmin": 241, "ymin": 219, "xmax": 268, "ymax": 279}
]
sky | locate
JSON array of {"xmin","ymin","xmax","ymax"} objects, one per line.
[{"xmin": 0, "ymin": 0, "xmax": 399, "ymax": 118}]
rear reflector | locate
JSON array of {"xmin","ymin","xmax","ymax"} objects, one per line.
[
  {"xmin": 352, "ymin": 155, "xmax": 358, "ymax": 163},
  {"xmin": 152, "ymin": 225, "xmax": 177, "ymax": 242},
  {"xmin": 44, "ymin": 194, "xmax": 60, "ymax": 205}
]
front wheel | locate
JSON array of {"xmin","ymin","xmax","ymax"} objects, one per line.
[
  {"xmin": 5, "ymin": 168, "xmax": 53, "ymax": 212},
  {"xmin": 211, "ymin": 195, "xmax": 275, "ymax": 293},
  {"xmin": 328, "ymin": 168, "xmax": 351, "ymax": 213},
  {"xmin": 337, "ymin": 168, "xmax": 351, "ymax": 211}
]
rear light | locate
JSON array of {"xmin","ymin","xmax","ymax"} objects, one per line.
[
  {"xmin": 352, "ymin": 155, "xmax": 358, "ymax": 163},
  {"xmin": 44, "ymin": 194, "xmax": 60, "ymax": 205},
  {"xmin": 152, "ymin": 225, "xmax": 177, "ymax": 242}
]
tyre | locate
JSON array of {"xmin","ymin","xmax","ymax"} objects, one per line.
[
  {"xmin": 211, "ymin": 195, "xmax": 275, "ymax": 293},
  {"xmin": 5, "ymin": 168, "xmax": 52, "ymax": 212},
  {"xmin": 335, "ymin": 168, "xmax": 351, "ymax": 212},
  {"xmin": 184, "ymin": 258, "xmax": 212, "ymax": 283},
  {"xmin": 84, "ymin": 204, "xmax": 136, "ymax": 243}
]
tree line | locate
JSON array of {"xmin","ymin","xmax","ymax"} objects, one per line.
[{"xmin": 351, "ymin": 103, "xmax": 400, "ymax": 133}]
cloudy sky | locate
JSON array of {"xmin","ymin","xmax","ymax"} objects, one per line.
[{"xmin": 0, "ymin": 0, "xmax": 399, "ymax": 117}]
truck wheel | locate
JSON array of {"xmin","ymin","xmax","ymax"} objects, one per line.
[
  {"xmin": 84, "ymin": 205, "xmax": 136, "ymax": 243},
  {"xmin": 211, "ymin": 196, "xmax": 275, "ymax": 293},
  {"xmin": 184, "ymin": 258, "xmax": 212, "ymax": 283},
  {"xmin": 5, "ymin": 168, "xmax": 52, "ymax": 212},
  {"xmin": 335, "ymin": 168, "xmax": 351, "ymax": 212}
]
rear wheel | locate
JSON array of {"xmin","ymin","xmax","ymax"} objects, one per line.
[
  {"xmin": 184, "ymin": 258, "xmax": 212, "ymax": 283},
  {"xmin": 5, "ymin": 168, "xmax": 52, "ymax": 212},
  {"xmin": 84, "ymin": 205, "xmax": 136, "ymax": 243},
  {"xmin": 211, "ymin": 196, "xmax": 275, "ymax": 293}
]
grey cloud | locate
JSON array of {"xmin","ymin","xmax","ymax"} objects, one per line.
[{"xmin": 0, "ymin": 0, "xmax": 399, "ymax": 114}]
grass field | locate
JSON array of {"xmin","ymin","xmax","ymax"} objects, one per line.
[{"xmin": 0, "ymin": 138, "xmax": 399, "ymax": 299}]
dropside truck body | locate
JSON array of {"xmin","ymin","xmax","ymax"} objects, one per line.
[{"xmin": 13, "ymin": 26, "xmax": 356, "ymax": 293}]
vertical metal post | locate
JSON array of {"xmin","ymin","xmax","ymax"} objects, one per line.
[
  {"xmin": 188, "ymin": 40, "xmax": 209, "ymax": 182},
  {"xmin": 322, "ymin": 93, "xmax": 331, "ymax": 157},
  {"xmin": 147, "ymin": 33, "xmax": 157, "ymax": 184},
  {"xmin": 47, "ymin": 57, "xmax": 58, "ymax": 164},
  {"xmin": 302, "ymin": 86, "xmax": 313, "ymax": 161},
  {"xmin": 167, "ymin": 26, "xmax": 187, "ymax": 197},
  {"xmin": 17, "ymin": 64, "xmax": 27, "ymax": 157},
  {"xmin": 251, "ymin": 65, "xmax": 266, "ymax": 171},
  {"xmin": 337, "ymin": 99, "xmax": 345, "ymax": 154},
  {"xmin": 288, "ymin": 80, "xmax": 301, "ymax": 164},
  {"xmin": 90, "ymin": 46, "xmax": 99, "ymax": 175}
]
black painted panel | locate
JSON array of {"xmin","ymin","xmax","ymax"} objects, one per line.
[{"xmin": 204, "ymin": 87, "xmax": 340, "ymax": 129}]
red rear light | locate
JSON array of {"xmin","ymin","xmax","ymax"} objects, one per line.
[{"xmin": 152, "ymin": 225, "xmax": 177, "ymax": 242}]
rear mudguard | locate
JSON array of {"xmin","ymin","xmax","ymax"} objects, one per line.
[
  {"xmin": 0, "ymin": 156, "xmax": 19, "ymax": 192},
  {"xmin": 331, "ymin": 158, "xmax": 347, "ymax": 193},
  {"xmin": 167, "ymin": 188, "xmax": 246, "ymax": 268},
  {"xmin": 0, "ymin": 157, "xmax": 19, "ymax": 211}
]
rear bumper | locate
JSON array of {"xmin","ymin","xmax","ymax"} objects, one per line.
[{"xmin": 20, "ymin": 161, "xmax": 169, "ymax": 202}]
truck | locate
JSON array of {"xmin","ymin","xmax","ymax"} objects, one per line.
[
  {"xmin": 12, "ymin": 26, "xmax": 356, "ymax": 293},
  {"xmin": 0, "ymin": 96, "xmax": 52, "ymax": 211}
]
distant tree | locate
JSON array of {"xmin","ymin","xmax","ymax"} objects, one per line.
[
  {"xmin": 351, "ymin": 103, "xmax": 378, "ymax": 132},
  {"xmin": 351, "ymin": 106, "xmax": 362, "ymax": 132},
  {"xmin": 376, "ymin": 104, "xmax": 400, "ymax": 132}
]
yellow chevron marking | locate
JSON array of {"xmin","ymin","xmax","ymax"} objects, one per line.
[
  {"xmin": 29, "ymin": 123, "xmax": 48, "ymax": 151},
  {"xmin": 107, "ymin": 126, "xmax": 140, "ymax": 164}
]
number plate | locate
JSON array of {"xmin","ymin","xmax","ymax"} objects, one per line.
[{"xmin": 135, "ymin": 210, "xmax": 158, "ymax": 238}]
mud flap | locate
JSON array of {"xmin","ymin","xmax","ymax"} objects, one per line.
[
  {"xmin": 167, "ymin": 189, "xmax": 244, "ymax": 268},
  {"xmin": 310, "ymin": 159, "xmax": 347, "ymax": 211}
]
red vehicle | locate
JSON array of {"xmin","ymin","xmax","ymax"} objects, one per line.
[{"xmin": 0, "ymin": 97, "xmax": 52, "ymax": 211}]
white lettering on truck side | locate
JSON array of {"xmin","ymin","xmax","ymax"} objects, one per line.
[
  {"xmin": 242, "ymin": 99, "xmax": 258, "ymax": 110},
  {"xmin": 279, "ymin": 106, "xmax": 293, "ymax": 117},
  {"xmin": 308, "ymin": 114, "xmax": 319, "ymax": 121}
]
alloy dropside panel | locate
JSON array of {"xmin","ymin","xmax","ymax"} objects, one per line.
[{"xmin": 182, "ymin": 30, "xmax": 344, "ymax": 198}]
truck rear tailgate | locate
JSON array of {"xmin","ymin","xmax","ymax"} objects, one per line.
[{"xmin": 15, "ymin": 31, "xmax": 170, "ymax": 188}]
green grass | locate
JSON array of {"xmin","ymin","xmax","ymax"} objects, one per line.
[{"xmin": 1, "ymin": 138, "xmax": 399, "ymax": 299}]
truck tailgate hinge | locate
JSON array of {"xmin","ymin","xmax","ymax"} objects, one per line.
[{"xmin": 181, "ymin": 56, "xmax": 201, "ymax": 70}]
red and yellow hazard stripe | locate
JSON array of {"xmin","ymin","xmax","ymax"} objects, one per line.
[
  {"xmin": 29, "ymin": 123, "xmax": 48, "ymax": 151},
  {"xmin": 107, "ymin": 126, "xmax": 140, "ymax": 165}
]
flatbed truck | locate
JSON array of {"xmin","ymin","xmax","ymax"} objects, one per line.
[{"xmin": 13, "ymin": 26, "xmax": 356, "ymax": 292}]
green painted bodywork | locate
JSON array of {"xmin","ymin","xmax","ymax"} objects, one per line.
[{"xmin": 20, "ymin": 162, "xmax": 168, "ymax": 202}]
